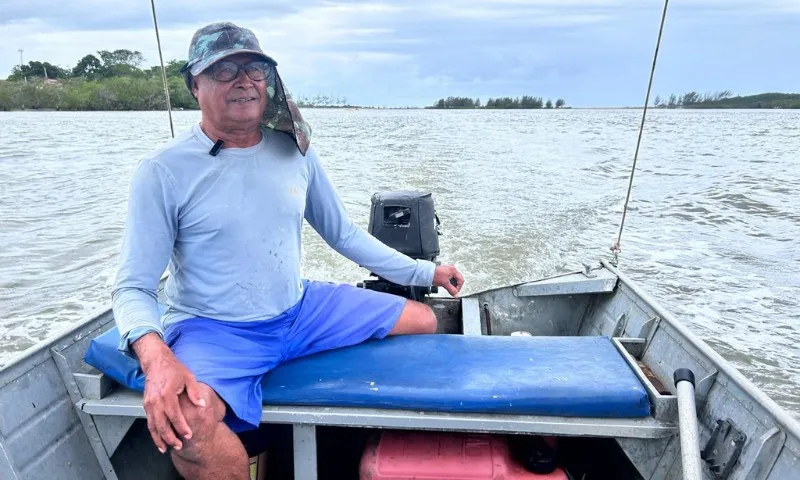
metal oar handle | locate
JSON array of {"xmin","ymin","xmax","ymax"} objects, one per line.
[{"xmin": 674, "ymin": 368, "xmax": 704, "ymax": 479}]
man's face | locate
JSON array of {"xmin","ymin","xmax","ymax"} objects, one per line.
[{"xmin": 192, "ymin": 53, "xmax": 270, "ymax": 131}]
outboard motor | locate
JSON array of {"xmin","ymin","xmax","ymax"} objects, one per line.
[{"xmin": 357, "ymin": 191, "xmax": 442, "ymax": 300}]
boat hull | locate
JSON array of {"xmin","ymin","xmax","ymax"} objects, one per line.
[{"xmin": 0, "ymin": 262, "xmax": 797, "ymax": 479}]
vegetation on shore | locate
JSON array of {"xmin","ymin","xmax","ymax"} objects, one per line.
[
  {"xmin": 0, "ymin": 76, "xmax": 196, "ymax": 111},
  {"xmin": 427, "ymin": 96, "xmax": 566, "ymax": 109},
  {"xmin": 653, "ymin": 91, "xmax": 800, "ymax": 109},
  {"xmin": 1, "ymin": 50, "xmax": 196, "ymax": 111},
  {"xmin": 0, "ymin": 49, "xmax": 354, "ymax": 111},
  {"xmin": 2, "ymin": 53, "xmax": 798, "ymax": 111}
]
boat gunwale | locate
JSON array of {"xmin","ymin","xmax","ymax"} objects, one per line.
[
  {"xmin": 601, "ymin": 259, "xmax": 800, "ymax": 444},
  {"xmin": 0, "ymin": 307, "xmax": 115, "ymax": 388},
  {"xmin": 0, "ymin": 274, "xmax": 170, "ymax": 383}
]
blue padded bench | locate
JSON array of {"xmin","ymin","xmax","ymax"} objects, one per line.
[{"xmin": 84, "ymin": 327, "xmax": 650, "ymax": 419}]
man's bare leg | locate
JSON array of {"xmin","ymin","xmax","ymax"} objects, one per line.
[
  {"xmin": 170, "ymin": 383, "xmax": 250, "ymax": 480},
  {"xmin": 389, "ymin": 300, "xmax": 437, "ymax": 335}
]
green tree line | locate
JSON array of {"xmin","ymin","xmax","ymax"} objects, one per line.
[
  {"xmin": 1, "ymin": 49, "xmax": 196, "ymax": 111},
  {"xmin": 653, "ymin": 91, "xmax": 800, "ymax": 109},
  {"xmin": 428, "ymin": 96, "xmax": 566, "ymax": 109}
]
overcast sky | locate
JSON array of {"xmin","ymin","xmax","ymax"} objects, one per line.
[{"xmin": 2, "ymin": 0, "xmax": 798, "ymax": 107}]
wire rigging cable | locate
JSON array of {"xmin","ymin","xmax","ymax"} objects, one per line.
[
  {"xmin": 150, "ymin": 0, "xmax": 174, "ymax": 138},
  {"xmin": 610, "ymin": 0, "xmax": 670, "ymax": 266}
]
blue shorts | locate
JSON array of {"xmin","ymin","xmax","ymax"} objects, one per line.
[{"xmin": 163, "ymin": 280, "xmax": 406, "ymax": 432}]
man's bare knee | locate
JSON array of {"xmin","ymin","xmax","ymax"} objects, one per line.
[
  {"xmin": 181, "ymin": 395, "xmax": 223, "ymax": 435},
  {"xmin": 170, "ymin": 386, "xmax": 248, "ymax": 480},
  {"xmin": 173, "ymin": 387, "xmax": 226, "ymax": 462},
  {"xmin": 419, "ymin": 303, "xmax": 437, "ymax": 333},
  {"xmin": 390, "ymin": 301, "xmax": 437, "ymax": 335}
]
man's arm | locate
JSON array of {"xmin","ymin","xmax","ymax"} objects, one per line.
[
  {"xmin": 112, "ymin": 158, "xmax": 177, "ymax": 356},
  {"xmin": 112, "ymin": 158, "xmax": 205, "ymax": 453},
  {"xmin": 303, "ymin": 149, "xmax": 463, "ymax": 295}
]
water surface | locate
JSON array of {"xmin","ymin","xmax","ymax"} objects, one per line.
[{"xmin": 1, "ymin": 108, "xmax": 798, "ymax": 417}]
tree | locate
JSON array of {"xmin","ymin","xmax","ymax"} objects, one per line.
[
  {"xmin": 545, "ymin": 99, "xmax": 553, "ymax": 109},
  {"xmin": 429, "ymin": 96, "xmax": 477, "ymax": 108},
  {"xmin": 489, "ymin": 97, "xmax": 517, "ymax": 108},
  {"xmin": 715, "ymin": 90, "xmax": 732, "ymax": 101},
  {"xmin": 146, "ymin": 59, "xmax": 186, "ymax": 79},
  {"xmin": 97, "ymin": 49, "xmax": 144, "ymax": 68},
  {"xmin": 680, "ymin": 91, "xmax": 700, "ymax": 106},
  {"xmin": 72, "ymin": 54, "xmax": 103, "ymax": 79},
  {"xmin": 653, "ymin": 95, "xmax": 662, "ymax": 107},
  {"xmin": 699, "ymin": 90, "xmax": 732, "ymax": 103},
  {"xmin": 7, "ymin": 61, "xmax": 69, "ymax": 81},
  {"xmin": 96, "ymin": 49, "xmax": 146, "ymax": 77},
  {"xmin": 555, "ymin": 98, "xmax": 565, "ymax": 108}
]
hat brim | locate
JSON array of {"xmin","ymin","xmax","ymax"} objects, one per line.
[{"xmin": 188, "ymin": 48, "xmax": 277, "ymax": 76}]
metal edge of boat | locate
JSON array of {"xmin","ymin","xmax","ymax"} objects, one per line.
[{"xmin": 601, "ymin": 259, "xmax": 800, "ymax": 445}]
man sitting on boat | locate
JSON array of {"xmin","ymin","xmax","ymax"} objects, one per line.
[{"xmin": 112, "ymin": 21, "xmax": 464, "ymax": 480}]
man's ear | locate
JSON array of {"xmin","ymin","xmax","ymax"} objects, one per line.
[{"xmin": 190, "ymin": 76, "xmax": 199, "ymax": 100}]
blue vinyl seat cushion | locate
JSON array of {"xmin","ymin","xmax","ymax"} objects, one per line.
[{"xmin": 84, "ymin": 328, "xmax": 650, "ymax": 418}]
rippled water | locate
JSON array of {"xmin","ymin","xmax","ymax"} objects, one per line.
[{"xmin": 1, "ymin": 109, "xmax": 798, "ymax": 417}]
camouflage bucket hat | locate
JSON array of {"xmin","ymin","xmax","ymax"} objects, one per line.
[{"xmin": 181, "ymin": 22, "xmax": 311, "ymax": 156}]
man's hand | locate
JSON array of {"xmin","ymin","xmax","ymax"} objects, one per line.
[
  {"xmin": 133, "ymin": 333, "xmax": 206, "ymax": 454},
  {"xmin": 433, "ymin": 264, "xmax": 464, "ymax": 297}
]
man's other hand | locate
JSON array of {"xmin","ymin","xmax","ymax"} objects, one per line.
[{"xmin": 433, "ymin": 264, "xmax": 464, "ymax": 297}]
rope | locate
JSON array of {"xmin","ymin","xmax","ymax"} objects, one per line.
[
  {"xmin": 610, "ymin": 0, "xmax": 670, "ymax": 265},
  {"xmin": 149, "ymin": 0, "xmax": 175, "ymax": 138}
]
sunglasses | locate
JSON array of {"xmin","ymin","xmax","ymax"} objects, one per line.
[{"xmin": 207, "ymin": 60, "xmax": 274, "ymax": 82}]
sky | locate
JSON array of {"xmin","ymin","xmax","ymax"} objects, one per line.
[{"xmin": 1, "ymin": 0, "xmax": 799, "ymax": 107}]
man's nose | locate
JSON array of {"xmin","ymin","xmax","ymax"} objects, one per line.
[{"xmin": 234, "ymin": 68, "xmax": 254, "ymax": 87}]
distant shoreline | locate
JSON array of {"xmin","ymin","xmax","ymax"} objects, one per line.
[
  {"xmin": 652, "ymin": 92, "xmax": 800, "ymax": 109},
  {"xmin": 3, "ymin": 92, "xmax": 800, "ymax": 112},
  {"xmin": 3, "ymin": 72, "xmax": 798, "ymax": 111},
  {"xmin": 3, "ymin": 105, "xmax": 799, "ymax": 112}
]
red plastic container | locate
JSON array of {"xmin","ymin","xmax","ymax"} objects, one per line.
[{"xmin": 359, "ymin": 431, "xmax": 569, "ymax": 480}]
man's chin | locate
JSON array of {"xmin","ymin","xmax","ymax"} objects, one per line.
[{"xmin": 226, "ymin": 106, "xmax": 263, "ymax": 124}]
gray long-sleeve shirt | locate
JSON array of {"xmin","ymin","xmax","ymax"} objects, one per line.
[{"xmin": 112, "ymin": 124, "xmax": 435, "ymax": 354}]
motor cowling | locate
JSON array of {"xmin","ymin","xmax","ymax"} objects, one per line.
[{"xmin": 358, "ymin": 191, "xmax": 442, "ymax": 299}]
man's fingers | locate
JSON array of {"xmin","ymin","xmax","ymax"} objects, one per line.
[
  {"xmin": 146, "ymin": 412, "xmax": 168, "ymax": 454},
  {"xmin": 164, "ymin": 395, "xmax": 192, "ymax": 441},
  {"xmin": 186, "ymin": 380, "xmax": 207, "ymax": 409},
  {"xmin": 452, "ymin": 269, "xmax": 465, "ymax": 291},
  {"xmin": 456, "ymin": 269, "xmax": 465, "ymax": 287},
  {"xmin": 445, "ymin": 266, "xmax": 464, "ymax": 296},
  {"xmin": 433, "ymin": 264, "xmax": 464, "ymax": 297},
  {"xmin": 154, "ymin": 408, "xmax": 183, "ymax": 451}
]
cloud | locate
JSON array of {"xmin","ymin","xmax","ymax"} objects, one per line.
[
  {"xmin": 1, "ymin": 0, "xmax": 798, "ymax": 106},
  {"xmin": 2, "ymin": 0, "xmax": 305, "ymax": 31}
]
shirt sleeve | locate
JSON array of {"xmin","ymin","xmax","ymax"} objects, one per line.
[
  {"xmin": 112, "ymin": 158, "xmax": 177, "ymax": 356},
  {"xmin": 303, "ymin": 149, "xmax": 435, "ymax": 287},
  {"xmin": 118, "ymin": 326, "xmax": 164, "ymax": 358}
]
